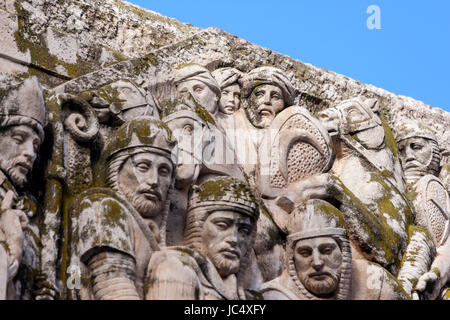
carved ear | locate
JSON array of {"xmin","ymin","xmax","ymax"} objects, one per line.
[{"xmin": 366, "ymin": 98, "xmax": 379, "ymax": 113}]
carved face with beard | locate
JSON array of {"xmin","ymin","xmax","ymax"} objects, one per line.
[
  {"xmin": 245, "ymin": 84, "xmax": 285, "ymax": 129},
  {"xmin": 0, "ymin": 125, "xmax": 41, "ymax": 188},
  {"xmin": 294, "ymin": 237, "xmax": 342, "ymax": 297},
  {"xmin": 118, "ymin": 152, "xmax": 173, "ymax": 219},
  {"xmin": 201, "ymin": 210, "xmax": 255, "ymax": 279}
]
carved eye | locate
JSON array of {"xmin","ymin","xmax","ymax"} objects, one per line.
[
  {"xmin": 135, "ymin": 162, "xmax": 150, "ymax": 172},
  {"xmin": 159, "ymin": 166, "xmax": 171, "ymax": 177},
  {"xmin": 12, "ymin": 134, "xmax": 24, "ymax": 144},
  {"xmin": 271, "ymin": 93, "xmax": 281, "ymax": 100},
  {"xmin": 214, "ymin": 221, "xmax": 229, "ymax": 230},
  {"xmin": 254, "ymin": 90, "xmax": 264, "ymax": 97},
  {"xmin": 297, "ymin": 248, "xmax": 312, "ymax": 257},
  {"xmin": 411, "ymin": 143, "xmax": 423, "ymax": 150},
  {"xmin": 193, "ymin": 86, "xmax": 203, "ymax": 93},
  {"xmin": 320, "ymin": 246, "xmax": 334, "ymax": 255},
  {"xmin": 239, "ymin": 226, "xmax": 251, "ymax": 236},
  {"xmin": 183, "ymin": 124, "xmax": 194, "ymax": 134}
]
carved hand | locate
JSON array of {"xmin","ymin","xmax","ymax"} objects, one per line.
[
  {"xmin": 0, "ymin": 191, "xmax": 29, "ymax": 272},
  {"xmin": 285, "ymin": 173, "xmax": 334, "ymax": 204}
]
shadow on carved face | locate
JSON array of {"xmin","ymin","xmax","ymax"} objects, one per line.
[
  {"xmin": 118, "ymin": 152, "xmax": 173, "ymax": 218},
  {"xmin": 177, "ymin": 80, "xmax": 219, "ymax": 115},
  {"xmin": 294, "ymin": 237, "xmax": 342, "ymax": 297},
  {"xmin": 0, "ymin": 125, "xmax": 41, "ymax": 187},
  {"xmin": 201, "ymin": 210, "xmax": 254, "ymax": 278}
]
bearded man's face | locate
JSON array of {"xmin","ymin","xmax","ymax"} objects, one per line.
[
  {"xmin": 118, "ymin": 152, "xmax": 173, "ymax": 218},
  {"xmin": 0, "ymin": 125, "xmax": 41, "ymax": 187},
  {"xmin": 294, "ymin": 237, "xmax": 342, "ymax": 297}
]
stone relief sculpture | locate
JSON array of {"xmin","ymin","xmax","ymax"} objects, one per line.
[
  {"xmin": 0, "ymin": 29, "xmax": 449, "ymax": 301},
  {"xmin": 69, "ymin": 118, "xmax": 177, "ymax": 300},
  {"xmin": 0, "ymin": 77, "xmax": 46, "ymax": 300},
  {"xmin": 261, "ymin": 199, "xmax": 353, "ymax": 300},
  {"xmin": 146, "ymin": 176, "xmax": 259, "ymax": 300},
  {"xmin": 396, "ymin": 121, "xmax": 450, "ymax": 300},
  {"xmin": 318, "ymin": 97, "xmax": 436, "ymax": 298}
]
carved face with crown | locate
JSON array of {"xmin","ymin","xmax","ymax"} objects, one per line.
[
  {"xmin": 184, "ymin": 177, "xmax": 259, "ymax": 279},
  {"xmin": 105, "ymin": 118, "xmax": 177, "ymax": 220},
  {"xmin": 0, "ymin": 77, "xmax": 46, "ymax": 188}
]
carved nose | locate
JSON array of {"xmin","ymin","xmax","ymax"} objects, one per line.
[{"xmin": 312, "ymin": 251, "xmax": 324, "ymax": 271}]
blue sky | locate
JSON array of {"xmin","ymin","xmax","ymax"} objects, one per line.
[{"xmin": 129, "ymin": 0, "xmax": 450, "ymax": 112}]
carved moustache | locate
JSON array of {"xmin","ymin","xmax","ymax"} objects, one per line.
[
  {"xmin": 136, "ymin": 185, "xmax": 162, "ymax": 201},
  {"xmin": 218, "ymin": 245, "xmax": 241, "ymax": 260},
  {"xmin": 11, "ymin": 157, "xmax": 32, "ymax": 173}
]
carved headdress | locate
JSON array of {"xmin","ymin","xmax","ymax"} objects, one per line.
[
  {"xmin": 173, "ymin": 64, "xmax": 221, "ymax": 98},
  {"xmin": 105, "ymin": 117, "xmax": 178, "ymax": 190},
  {"xmin": 0, "ymin": 76, "xmax": 46, "ymax": 140},
  {"xmin": 211, "ymin": 67, "xmax": 243, "ymax": 90},
  {"xmin": 241, "ymin": 66, "xmax": 296, "ymax": 106},
  {"xmin": 286, "ymin": 199, "xmax": 352, "ymax": 300},
  {"xmin": 184, "ymin": 176, "xmax": 259, "ymax": 251}
]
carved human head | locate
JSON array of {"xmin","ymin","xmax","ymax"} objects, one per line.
[
  {"xmin": 318, "ymin": 97, "xmax": 385, "ymax": 150},
  {"xmin": 211, "ymin": 67, "xmax": 243, "ymax": 115},
  {"xmin": 86, "ymin": 79, "xmax": 158, "ymax": 124},
  {"xmin": 105, "ymin": 117, "xmax": 177, "ymax": 219},
  {"xmin": 0, "ymin": 77, "xmax": 46, "ymax": 187},
  {"xmin": 287, "ymin": 199, "xmax": 351, "ymax": 300},
  {"xmin": 163, "ymin": 109, "xmax": 215, "ymax": 189},
  {"xmin": 241, "ymin": 66, "xmax": 295, "ymax": 129},
  {"xmin": 174, "ymin": 64, "xmax": 221, "ymax": 115},
  {"xmin": 396, "ymin": 120, "xmax": 441, "ymax": 183},
  {"xmin": 184, "ymin": 176, "xmax": 259, "ymax": 278}
]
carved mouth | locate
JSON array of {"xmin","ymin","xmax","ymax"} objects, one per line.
[
  {"xmin": 224, "ymin": 105, "xmax": 235, "ymax": 111},
  {"xmin": 140, "ymin": 190, "xmax": 162, "ymax": 201},
  {"xmin": 258, "ymin": 108, "xmax": 273, "ymax": 117},
  {"xmin": 15, "ymin": 162, "xmax": 32, "ymax": 172},
  {"xmin": 309, "ymin": 271, "xmax": 331, "ymax": 280},
  {"xmin": 220, "ymin": 248, "xmax": 240, "ymax": 260}
]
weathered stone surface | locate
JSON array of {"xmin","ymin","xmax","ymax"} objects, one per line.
[{"xmin": 0, "ymin": 0, "xmax": 449, "ymax": 301}]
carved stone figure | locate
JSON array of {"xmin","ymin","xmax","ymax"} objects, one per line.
[
  {"xmin": 241, "ymin": 66, "xmax": 295, "ymax": 130},
  {"xmin": 318, "ymin": 97, "xmax": 435, "ymax": 297},
  {"xmin": 261, "ymin": 199, "xmax": 352, "ymax": 300},
  {"xmin": 211, "ymin": 67, "xmax": 243, "ymax": 116},
  {"xmin": 173, "ymin": 64, "xmax": 221, "ymax": 118},
  {"xmin": 80, "ymin": 79, "xmax": 159, "ymax": 126},
  {"xmin": 70, "ymin": 117, "xmax": 177, "ymax": 300},
  {"xmin": 397, "ymin": 120, "xmax": 441, "ymax": 184},
  {"xmin": 145, "ymin": 176, "xmax": 259, "ymax": 300},
  {"xmin": 396, "ymin": 120, "xmax": 450, "ymax": 299},
  {"xmin": 0, "ymin": 77, "xmax": 46, "ymax": 300}
]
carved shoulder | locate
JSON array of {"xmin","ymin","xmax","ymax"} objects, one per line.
[{"xmin": 71, "ymin": 189, "xmax": 134, "ymax": 264}]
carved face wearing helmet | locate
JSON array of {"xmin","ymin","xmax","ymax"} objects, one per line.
[
  {"xmin": 396, "ymin": 120, "xmax": 441, "ymax": 184},
  {"xmin": 0, "ymin": 77, "xmax": 46, "ymax": 187},
  {"xmin": 184, "ymin": 176, "xmax": 259, "ymax": 278},
  {"xmin": 286, "ymin": 199, "xmax": 352, "ymax": 300},
  {"xmin": 104, "ymin": 117, "xmax": 177, "ymax": 219}
]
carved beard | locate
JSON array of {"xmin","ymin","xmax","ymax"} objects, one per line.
[
  {"xmin": 245, "ymin": 102, "xmax": 273, "ymax": 129},
  {"xmin": 208, "ymin": 251, "xmax": 240, "ymax": 278},
  {"xmin": 2, "ymin": 157, "xmax": 31, "ymax": 187},
  {"xmin": 299, "ymin": 270, "xmax": 340, "ymax": 297},
  {"xmin": 122, "ymin": 184, "xmax": 163, "ymax": 218}
]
